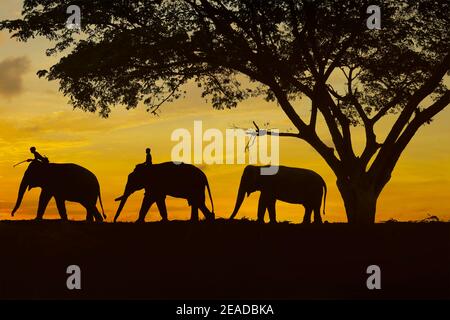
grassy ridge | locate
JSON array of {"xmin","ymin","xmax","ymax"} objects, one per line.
[{"xmin": 0, "ymin": 220, "xmax": 449, "ymax": 299}]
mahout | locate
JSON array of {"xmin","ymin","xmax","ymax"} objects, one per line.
[
  {"xmin": 114, "ymin": 162, "xmax": 214, "ymax": 223},
  {"xmin": 12, "ymin": 159, "xmax": 106, "ymax": 222},
  {"xmin": 230, "ymin": 165, "xmax": 327, "ymax": 223}
]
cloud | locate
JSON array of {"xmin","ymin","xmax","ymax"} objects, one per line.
[{"xmin": 0, "ymin": 56, "xmax": 31, "ymax": 98}]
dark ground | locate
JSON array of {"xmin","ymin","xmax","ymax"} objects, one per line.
[{"xmin": 0, "ymin": 220, "xmax": 448, "ymax": 300}]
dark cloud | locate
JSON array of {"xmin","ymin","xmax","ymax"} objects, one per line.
[{"xmin": 0, "ymin": 56, "xmax": 30, "ymax": 98}]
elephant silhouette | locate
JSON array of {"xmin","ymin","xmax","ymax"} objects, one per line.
[
  {"xmin": 230, "ymin": 165, "xmax": 327, "ymax": 223},
  {"xmin": 12, "ymin": 160, "xmax": 106, "ymax": 222},
  {"xmin": 114, "ymin": 162, "xmax": 215, "ymax": 223}
]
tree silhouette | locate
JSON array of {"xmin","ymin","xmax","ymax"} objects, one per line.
[{"xmin": 2, "ymin": 0, "xmax": 449, "ymax": 224}]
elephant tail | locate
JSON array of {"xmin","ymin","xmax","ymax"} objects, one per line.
[
  {"xmin": 205, "ymin": 179, "xmax": 214, "ymax": 214},
  {"xmin": 322, "ymin": 180, "xmax": 327, "ymax": 216},
  {"xmin": 98, "ymin": 189, "xmax": 107, "ymax": 219}
]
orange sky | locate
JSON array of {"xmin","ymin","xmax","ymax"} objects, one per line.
[{"xmin": 1, "ymin": 1, "xmax": 449, "ymax": 223}]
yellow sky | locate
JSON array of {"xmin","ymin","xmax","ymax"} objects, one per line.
[{"xmin": 0, "ymin": 1, "xmax": 449, "ymax": 223}]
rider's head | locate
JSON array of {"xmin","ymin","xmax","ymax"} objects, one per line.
[
  {"xmin": 146, "ymin": 148, "xmax": 151, "ymax": 153},
  {"xmin": 30, "ymin": 146, "xmax": 36, "ymax": 153}
]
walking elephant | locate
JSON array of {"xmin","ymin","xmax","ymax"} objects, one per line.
[
  {"xmin": 114, "ymin": 162, "xmax": 215, "ymax": 223},
  {"xmin": 12, "ymin": 160, "xmax": 106, "ymax": 222},
  {"xmin": 229, "ymin": 165, "xmax": 327, "ymax": 223}
]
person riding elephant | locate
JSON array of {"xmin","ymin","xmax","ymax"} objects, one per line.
[
  {"xmin": 145, "ymin": 147, "xmax": 152, "ymax": 165},
  {"xmin": 12, "ymin": 158, "xmax": 106, "ymax": 222},
  {"xmin": 30, "ymin": 146, "xmax": 49, "ymax": 163}
]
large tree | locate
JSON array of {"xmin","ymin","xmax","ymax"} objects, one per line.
[{"xmin": 2, "ymin": 0, "xmax": 449, "ymax": 224}]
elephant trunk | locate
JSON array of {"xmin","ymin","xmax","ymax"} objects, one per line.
[
  {"xmin": 229, "ymin": 182, "xmax": 246, "ymax": 219},
  {"xmin": 12, "ymin": 178, "xmax": 28, "ymax": 216}
]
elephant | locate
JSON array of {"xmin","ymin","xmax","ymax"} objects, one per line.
[
  {"xmin": 12, "ymin": 160, "xmax": 106, "ymax": 222},
  {"xmin": 229, "ymin": 165, "xmax": 327, "ymax": 223},
  {"xmin": 113, "ymin": 162, "xmax": 215, "ymax": 223}
]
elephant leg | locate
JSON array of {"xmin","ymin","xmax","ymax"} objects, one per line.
[
  {"xmin": 302, "ymin": 206, "xmax": 312, "ymax": 224},
  {"xmin": 81, "ymin": 202, "xmax": 94, "ymax": 222},
  {"xmin": 267, "ymin": 199, "xmax": 277, "ymax": 223},
  {"xmin": 313, "ymin": 206, "xmax": 322, "ymax": 224},
  {"xmin": 156, "ymin": 199, "xmax": 168, "ymax": 222},
  {"xmin": 199, "ymin": 203, "xmax": 214, "ymax": 221},
  {"xmin": 88, "ymin": 205, "xmax": 103, "ymax": 223},
  {"xmin": 257, "ymin": 194, "xmax": 267, "ymax": 223},
  {"xmin": 190, "ymin": 206, "xmax": 199, "ymax": 222},
  {"xmin": 55, "ymin": 197, "xmax": 68, "ymax": 221},
  {"xmin": 36, "ymin": 191, "xmax": 52, "ymax": 220},
  {"xmin": 85, "ymin": 211, "xmax": 94, "ymax": 222},
  {"xmin": 137, "ymin": 195, "xmax": 154, "ymax": 223}
]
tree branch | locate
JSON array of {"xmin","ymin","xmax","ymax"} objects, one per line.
[
  {"xmin": 251, "ymin": 121, "xmax": 300, "ymax": 138},
  {"xmin": 369, "ymin": 53, "xmax": 450, "ymax": 178},
  {"xmin": 323, "ymin": 32, "xmax": 359, "ymax": 81},
  {"xmin": 370, "ymin": 94, "xmax": 405, "ymax": 123},
  {"xmin": 382, "ymin": 53, "xmax": 450, "ymax": 147},
  {"xmin": 320, "ymin": 84, "xmax": 355, "ymax": 162},
  {"xmin": 371, "ymin": 90, "xmax": 450, "ymax": 193},
  {"xmin": 271, "ymin": 86, "xmax": 341, "ymax": 172},
  {"xmin": 345, "ymin": 67, "xmax": 380, "ymax": 167},
  {"xmin": 288, "ymin": 0, "xmax": 319, "ymax": 78}
]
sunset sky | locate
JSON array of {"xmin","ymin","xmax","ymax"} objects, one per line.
[{"xmin": 1, "ymin": 1, "xmax": 449, "ymax": 223}]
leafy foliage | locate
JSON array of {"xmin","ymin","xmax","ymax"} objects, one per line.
[{"xmin": 2, "ymin": 0, "xmax": 447, "ymax": 118}]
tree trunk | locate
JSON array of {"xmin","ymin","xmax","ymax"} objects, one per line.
[{"xmin": 337, "ymin": 177, "xmax": 381, "ymax": 225}]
